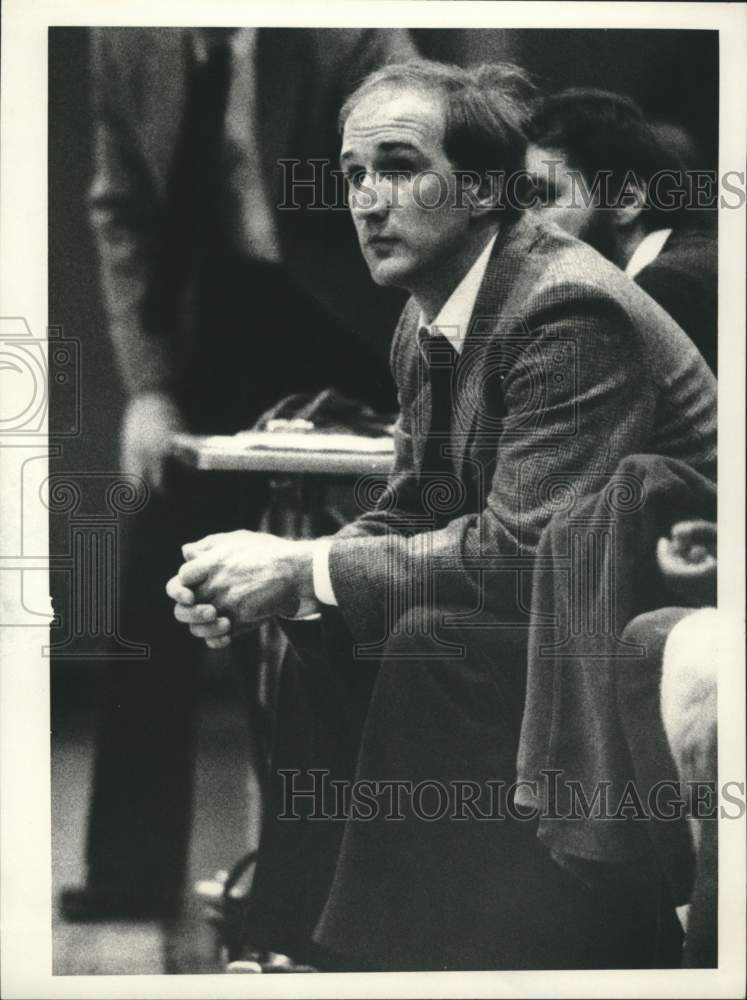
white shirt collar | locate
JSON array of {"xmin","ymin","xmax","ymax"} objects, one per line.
[
  {"xmin": 417, "ymin": 232, "xmax": 498, "ymax": 354},
  {"xmin": 625, "ymin": 228, "xmax": 672, "ymax": 279}
]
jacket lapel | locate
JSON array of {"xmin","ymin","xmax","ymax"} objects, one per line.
[
  {"xmin": 412, "ymin": 377, "xmax": 432, "ymax": 473},
  {"xmin": 396, "ymin": 216, "xmax": 545, "ymax": 478},
  {"xmin": 394, "ymin": 303, "xmax": 429, "ymax": 473},
  {"xmin": 451, "ymin": 214, "xmax": 541, "ymax": 481}
]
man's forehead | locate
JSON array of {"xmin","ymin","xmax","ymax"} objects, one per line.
[{"xmin": 341, "ymin": 86, "xmax": 445, "ymax": 156}]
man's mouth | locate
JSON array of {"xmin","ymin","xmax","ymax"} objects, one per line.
[{"xmin": 366, "ymin": 235, "xmax": 399, "ymax": 253}]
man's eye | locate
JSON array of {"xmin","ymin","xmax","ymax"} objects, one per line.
[{"xmin": 344, "ymin": 170, "xmax": 367, "ymax": 190}]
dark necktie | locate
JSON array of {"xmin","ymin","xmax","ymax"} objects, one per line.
[
  {"xmin": 177, "ymin": 32, "xmax": 234, "ymax": 254},
  {"xmin": 153, "ymin": 32, "xmax": 234, "ymax": 341},
  {"xmin": 419, "ymin": 328, "xmax": 459, "ymax": 479}
]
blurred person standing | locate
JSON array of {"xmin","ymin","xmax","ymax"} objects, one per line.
[{"xmin": 61, "ymin": 26, "xmax": 415, "ymax": 922}]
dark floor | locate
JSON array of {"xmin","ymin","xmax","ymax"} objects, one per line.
[{"xmin": 51, "ymin": 667, "xmax": 257, "ymax": 976}]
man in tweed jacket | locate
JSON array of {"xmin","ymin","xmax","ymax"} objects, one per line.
[{"xmin": 169, "ymin": 62, "xmax": 716, "ymax": 970}]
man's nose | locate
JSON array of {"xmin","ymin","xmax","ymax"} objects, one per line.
[{"xmin": 351, "ymin": 172, "xmax": 394, "ymax": 219}]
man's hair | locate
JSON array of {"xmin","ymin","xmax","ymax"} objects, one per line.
[
  {"xmin": 339, "ymin": 59, "xmax": 536, "ymax": 218},
  {"xmin": 527, "ymin": 88, "xmax": 686, "ymax": 230}
]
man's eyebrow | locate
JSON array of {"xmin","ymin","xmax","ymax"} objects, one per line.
[
  {"xmin": 340, "ymin": 140, "xmax": 422, "ymax": 164},
  {"xmin": 377, "ymin": 141, "xmax": 421, "ymax": 154}
]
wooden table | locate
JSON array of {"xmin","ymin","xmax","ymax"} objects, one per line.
[
  {"xmin": 171, "ymin": 431, "xmax": 394, "ymax": 477},
  {"xmin": 171, "ymin": 430, "xmax": 394, "ymax": 536}
]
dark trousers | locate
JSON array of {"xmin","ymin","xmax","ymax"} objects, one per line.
[
  {"xmin": 82, "ymin": 257, "xmax": 394, "ymax": 903},
  {"xmin": 84, "ymin": 460, "xmax": 268, "ymax": 900},
  {"xmin": 243, "ymin": 606, "xmax": 683, "ymax": 971}
]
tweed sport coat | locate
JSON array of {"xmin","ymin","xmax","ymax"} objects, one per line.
[
  {"xmin": 88, "ymin": 27, "xmax": 414, "ymax": 398},
  {"xmin": 328, "ymin": 214, "xmax": 717, "ymax": 646}
]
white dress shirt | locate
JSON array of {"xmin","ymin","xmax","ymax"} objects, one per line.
[
  {"xmin": 311, "ymin": 231, "xmax": 499, "ymax": 608},
  {"xmin": 625, "ymin": 228, "xmax": 672, "ymax": 279}
]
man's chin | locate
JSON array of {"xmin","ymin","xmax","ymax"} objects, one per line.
[{"xmin": 366, "ymin": 260, "xmax": 410, "ymax": 289}]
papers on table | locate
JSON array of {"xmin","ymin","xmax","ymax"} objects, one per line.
[{"xmin": 202, "ymin": 430, "xmax": 395, "ymax": 455}]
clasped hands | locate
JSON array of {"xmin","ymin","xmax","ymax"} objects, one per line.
[{"xmin": 166, "ymin": 530, "xmax": 317, "ymax": 648}]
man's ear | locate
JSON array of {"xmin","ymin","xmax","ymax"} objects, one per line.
[
  {"xmin": 456, "ymin": 170, "xmax": 499, "ymax": 217},
  {"xmin": 613, "ymin": 176, "xmax": 647, "ymax": 229},
  {"xmin": 470, "ymin": 172, "xmax": 500, "ymax": 218}
]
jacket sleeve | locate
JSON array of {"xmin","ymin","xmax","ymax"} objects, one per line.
[
  {"xmin": 88, "ymin": 29, "xmax": 176, "ymax": 396},
  {"xmin": 328, "ymin": 289, "xmax": 657, "ymax": 644}
]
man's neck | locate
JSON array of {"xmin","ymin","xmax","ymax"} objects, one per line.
[{"xmin": 413, "ymin": 222, "xmax": 499, "ymax": 324}]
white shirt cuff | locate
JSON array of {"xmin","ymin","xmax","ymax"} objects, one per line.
[{"xmin": 312, "ymin": 537, "xmax": 338, "ymax": 606}]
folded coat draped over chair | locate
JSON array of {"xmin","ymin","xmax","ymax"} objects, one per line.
[{"xmin": 516, "ymin": 453, "xmax": 716, "ymax": 900}]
